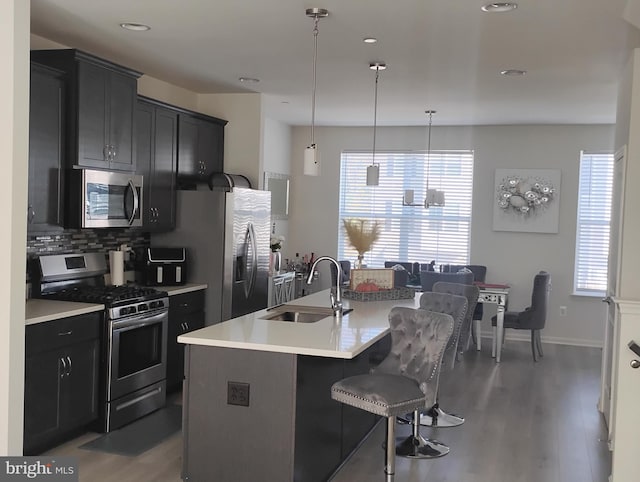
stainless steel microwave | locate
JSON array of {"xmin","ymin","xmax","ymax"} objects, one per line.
[{"xmin": 68, "ymin": 169, "xmax": 143, "ymax": 228}]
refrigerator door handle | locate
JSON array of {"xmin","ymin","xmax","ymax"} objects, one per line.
[{"xmin": 243, "ymin": 222, "xmax": 258, "ymax": 298}]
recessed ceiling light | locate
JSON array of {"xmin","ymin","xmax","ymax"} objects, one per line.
[
  {"xmin": 363, "ymin": 37, "xmax": 377, "ymax": 44},
  {"xmin": 501, "ymin": 69, "xmax": 527, "ymax": 76},
  {"xmin": 238, "ymin": 77, "xmax": 260, "ymax": 83},
  {"xmin": 481, "ymin": 3, "xmax": 518, "ymax": 13},
  {"xmin": 119, "ymin": 22, "xmax": 151, "ymax": 31}
]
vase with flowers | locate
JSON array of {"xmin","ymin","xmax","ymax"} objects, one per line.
[
  {"xmin": 270, "ymin": 235, "xmax": 285, "ymax": 275},
  {"xmin": 342, "ymin": 219, "xmax": 380, "ymax": 269}
]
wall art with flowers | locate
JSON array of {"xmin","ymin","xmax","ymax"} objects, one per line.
[{"xmin": 492, "ymin": 168, "xmax": 561, "ymax": 233}]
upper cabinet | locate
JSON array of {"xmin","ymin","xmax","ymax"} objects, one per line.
[
  {"xmin": 177, "ymin": 113, "xmax": 227, "ymax": 188},
  {"xmin": 136, "ymin": 97, "xmax": 178, "ymax": 231},
  {"xmin": 31, "ymin": 49, "xmax": 142, "ymax": 172},
  {"xmin": 28, "ymin": 63, "xmax": 65, "ymax": 232}
]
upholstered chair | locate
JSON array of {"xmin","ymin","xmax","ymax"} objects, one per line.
[
  {"xmin": 329, "ymin": 260, "xmax": 351, "ymax": 287},
  {"xmin": 331, "ymin": 307, "xmax": 453, "ymax": 480},
  {"xmin": 424, "ymin": 281, "xmax": 480, "ymax": 429},
  {"xmin": 394, "ymin": 292, "xmax": 467, "ymax": 459},
  {"xmin": 419, "ymin": 270, "xmax": 474, "ymax": 292},
  {"xmin": 491, "ymin": 271, "xmax": 551, "ymax": 361},
  {"xmin": 440, "ymin": 264, "xmax": 487, "ymax": 348}
]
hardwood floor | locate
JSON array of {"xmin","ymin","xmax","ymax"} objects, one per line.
[{"xmin": 45, "ymin": 341, "xmax": 610, "ymax": 482}]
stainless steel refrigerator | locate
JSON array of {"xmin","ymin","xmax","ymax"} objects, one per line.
[{"xmin": 153, "ymin": 181, "xmax": 271, "ymax": 325}]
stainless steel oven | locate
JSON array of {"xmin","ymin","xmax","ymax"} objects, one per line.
[
  {"xmin": 105, "ymin": 298, "xmax": 168, "ymax": 432},
  {"xmin": 69, "ymin": 169, "xmax": 143, "ymax": 228}
]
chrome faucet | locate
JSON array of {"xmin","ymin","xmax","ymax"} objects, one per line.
[{"xmin": 307, "ymin": 256, "xmax": 343, "ymax": 317}]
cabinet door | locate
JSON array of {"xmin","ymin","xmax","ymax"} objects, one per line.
[
  {"xmin": 28, "ymin": 64, "xmax": 64, "ymax": 231},
  {"xmin": 153, "ymin": 107, "xmax": 178, "ymax": 230},
  {"xmin": 198, "ymin": 119, "xmax": 224, "ymax": 177},
  {"xmin": 77, "ymin": 61, "xmax": 109, "ymax": 167},
  {"xmin": 136, "ymin": 101, "xmax": 154, "ymax": 226},
  {"xmin": 60, "ymin": 339, "xmax": 100, "ymax": 431},
  {"xmin": 23, "ymin": 350, "xmax": 63, "ymax": 454},
  {"xmin": 108, "ymin": 71, "xmax": 136, "ymax": 170},
  {"xmin": 177, "ymin": 114, "xmax": 199, "ymax": 183},
  {"xmin": 167, "ymin": 310, "xmax": 205, "ymax": 392}
]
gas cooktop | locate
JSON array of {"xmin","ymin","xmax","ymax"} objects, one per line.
[{"xmin": 43, "ymin": 284, "xmax": 167, "ymax": 307}]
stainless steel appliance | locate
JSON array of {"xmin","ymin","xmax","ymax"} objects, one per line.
[
  {"xmin": 33, "ymin": 253, "xmax": 168, "ymax": 432},
  {"xmin": 153, "ymin": 174, "xmax": 270, "ymax": 324},
  {"xmin": 67, "ymin": 169, "xmax": 143, "ymax": 228}
]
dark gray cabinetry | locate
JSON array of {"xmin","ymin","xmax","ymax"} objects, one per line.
[
  {"xmin": 31, "ymin": 49, "xmax": 141, "ymax": 172},
  {"xmin": 167, "ymin": 290, "xmax": 205, "ymax": 392},
  {"xmin": 28, "ymin": 63, "xmax": 65, "ymax": 232},
  {"xmin": 136, "ymin": 98, "xmax": 178, "ymax": 230},
  {"xmin": 177, "ymin": 113, "xmax": 226, "ymax": 187},
  {"xmin": 23, "ymin": 312, "xmax": 101, "ymax": 455}
]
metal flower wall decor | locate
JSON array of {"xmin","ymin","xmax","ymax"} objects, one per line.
[{"xmin": 496, "ymin": 175, "xmax": 555, "ymax": 215}]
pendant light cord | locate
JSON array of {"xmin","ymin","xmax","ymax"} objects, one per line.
[
  {"xmin": 310, "ymin": 17, "xmax": 320, "ymax": 147},
  {"xmin": 426, "ymin": 110, "xmax": 433, "ymax": 193},
  {"xmin": 372, "ymin": 67, "xmax": 379, "ymax": 167}
]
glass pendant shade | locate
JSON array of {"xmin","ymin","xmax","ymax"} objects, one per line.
[
  {"xmin": 366, "ymin": 164, "xmax": 379, "ymax": 186},
  {"xmin": 304, "ymin": 144, "xmax": 320, "ymax": 176}
]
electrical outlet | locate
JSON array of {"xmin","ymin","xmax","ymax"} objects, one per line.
[
  {"xmin": 227, "ymin": 381, "xmax": 250, "ymax": 407},
  {"xmin": 559, "ymin": 306, "xmax": 567, "ymax": 316}
]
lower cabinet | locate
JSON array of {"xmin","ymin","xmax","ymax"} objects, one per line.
[
  {"xmin": 167, "ymin": 290, "xmax": 205, "ymax": 392},
  {"xmin": 24, "ymin": 312, "xmax": 101, "ymax": 455}
]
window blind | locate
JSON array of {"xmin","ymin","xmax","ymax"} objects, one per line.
[
  {"xmin": 338, "ymin": 150, "xmax": 474, "ymax": 268},
  {"xmin": 574, "ymin": 151, "xmax": 614, "ymax": 295}
]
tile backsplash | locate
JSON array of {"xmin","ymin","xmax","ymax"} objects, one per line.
[{"xmin": 26, "ymin": 229, "xmax": 150, "ymax": 281}]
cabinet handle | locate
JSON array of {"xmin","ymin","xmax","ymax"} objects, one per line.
[
  {"xmin": 60, "ymin": 357, "xmax": 67, "ymax": 378},
  {"xmin": 103, "ymin": 145, "xmax": 108, "ymax": 161},
  {"xmin": 112, "ymin": 145, "xmax": 117, "ymax": 159},
  {"xmin": 66, "ymin": 356, "xmax": 72, "ymax": 376},
  {"xmin": 180, "ymin": 303, "xmax": 189, "ymax": 308},
  {"xmin": 27, "ymin": 205, "xmax": 35, "ymax": 224},
  {"xmin": 58, "ymin": 330, "xmax": 73, "ymax": 336},
  {"xmin": 185, "ymin": 322, "xmax": 190, "ymax": 331}
]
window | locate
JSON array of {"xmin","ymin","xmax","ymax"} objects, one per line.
[
  {"xmin": 574, "ymin": 151, "xmax": 614, "ymax": 296},
  {"xmin": 338, "ymin": 150, "xmax": 474, "ymax": 268}
]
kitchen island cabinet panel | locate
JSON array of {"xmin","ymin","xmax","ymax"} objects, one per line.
[
  {"xmin": 182, "ymin": 335, "xmax": 389, "ymax": 482},
  {"xmin": 23, "ymin": 312, "xmax": 101, "ymax": 455},
  {"xmin": 28, "ymin": 63, "xmax": 65, "ymax": 232}
]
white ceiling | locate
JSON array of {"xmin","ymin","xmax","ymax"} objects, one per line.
[{"xmin": 30, "ymin": 0, "xmax": 640, "ymax": 127}]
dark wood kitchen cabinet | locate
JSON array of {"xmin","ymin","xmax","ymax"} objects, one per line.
[
  {"xmin": 167, "ymin": 290, "xmax": 205, "ymax": 392},
  {"xmin": 136, "ymin": 97, "xmax": 178, "ymax": 230},
  {"xmin": 177, "ymin": 113, "xmax": 226, "ymax": 188},
  {"xmin": 28, "ymin": 62, "xmax": 65, "ymax": 232},
  {"xmin": 31, "ymin": 49, "xmax": 142, "ymax": 172},
  {"xmin": 23, "ymin": 312, "xmax": 101, "ymax": 455}
]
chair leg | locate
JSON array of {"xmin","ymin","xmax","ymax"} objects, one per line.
[
  {"xmin": 395, "ymin": 409, "xmax": 450, "ymax": 458},
  {"xmin": 535, "ymin": 330, "xmax": 544, "ymax": 358},
  {"xmin": 474, "ymin": 319, "xmax": 482, "ymax": 351},
  {"xmin": 530, "ymin": 330, "xmax": 535, "ymax": 361},
  {"xmin": 385, "ymin": 416, "xmax": 396, "ymax": 480}
]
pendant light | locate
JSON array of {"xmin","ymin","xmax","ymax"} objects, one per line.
[
  {"xmin": 403, "ymin": 110, "xmax": 446, "ymax": 208},
  {"xmin": 366, "ymin": 62, "xmax": 386, "ymax": 186},
  {"xmin": 304, "ymin": 7, "xmax": 329, "ymax": 176}
]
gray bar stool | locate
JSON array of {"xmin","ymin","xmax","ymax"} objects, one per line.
[
  {"xmin": 331, "ymin": 307, "xmax": 453, "ymax": 481},
  {"xmin": 420, "ymin": 281, "xmax": 479, "ymax": 428},
  {"xmin": 395, "ymin": 291, "xmax": 468, "ymax": 458}
]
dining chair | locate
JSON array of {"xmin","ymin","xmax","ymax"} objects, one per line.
[
  {"xmin": 329, "ymin": 260, "xmax": 351, "ymax": 287},
  {"xmin": 491, "ymin": 271, "xmax": 551, "ymax": 361},
  {"xmin": 331, "ymin": 307, "xmax": 453, "ymax": 479},
  {"xmin": 439, "ymin": 264, "xmax": 487, "ymax": 349},
  {"xmin": 419, "ymin": 270, "xmax": 474, "ymax": 292}
]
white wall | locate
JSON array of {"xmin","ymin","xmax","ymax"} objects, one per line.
[
  {"xmin": 1, "ymin": 0, "xmax": 29, "ymax": 455},
  {"xmin": 263, "ymin": 117, "xmax": 292, "ymax": 242},
  {"xmin": 289, "ymin": 124, "xmax": 615, "ymax": 346}
]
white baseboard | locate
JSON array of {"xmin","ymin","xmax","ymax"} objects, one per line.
[{"xmin": 478, "ymin": 331, "xmax": 603, "ymax": 349}]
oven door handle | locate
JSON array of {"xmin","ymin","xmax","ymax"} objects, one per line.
[{"xmin": 111, "ymin": 310, "xmax": 167, "ymax": 331}]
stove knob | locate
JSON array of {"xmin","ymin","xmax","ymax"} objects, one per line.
[
  {"xmin": 157, "ymin": 300, "xmax": 165, "ymax": 308},
  {"xmin": 120, "ymin": 307, "xmax": 128, "ymax": 317}
]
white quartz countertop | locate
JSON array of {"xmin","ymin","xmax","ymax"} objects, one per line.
[
  {"xmin": 25, "ymin": 299, "xmax": 104, "ymax": 326},
  {"xmin": 25, "ymin": 283, "xmax": 206, "ymax": 326},
  {"xmin": 162, "ymin": 283, "xmax": 207, "ymax": 296},
  {"xmin": 178, "ymin": 290, "xmax": 421, "ymax": 359}
]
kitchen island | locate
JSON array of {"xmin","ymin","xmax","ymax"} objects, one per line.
[{"xmin": 178, "ymin": 289, "xmax": 421, "ymax": 482}]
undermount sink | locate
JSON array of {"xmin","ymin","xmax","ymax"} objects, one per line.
[{"xmin": 262, "ymin": 305, "xmax": 354, "ymax": 323}]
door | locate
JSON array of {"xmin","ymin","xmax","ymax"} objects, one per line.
[
  {"xmin": 601, "ymin": 145, "xmax": 626, "ymax": 436},
  {"xmin": 60, "ymin": 339, "xmax": 99, "ymax": 430},
  {"xmin": 153, "ymin": 107, "xmax": 178, "ymax": 229},
  {"xmin": 177, "ymin": 114, "xmax": 199, "ymax": 182},
  {"xmin": 108, "ymin": 70, "xmax": 136, "ymax": 170},
  {"xmin": 77, "ymin": 61, "xmax": 109, "ymax": 167}
]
